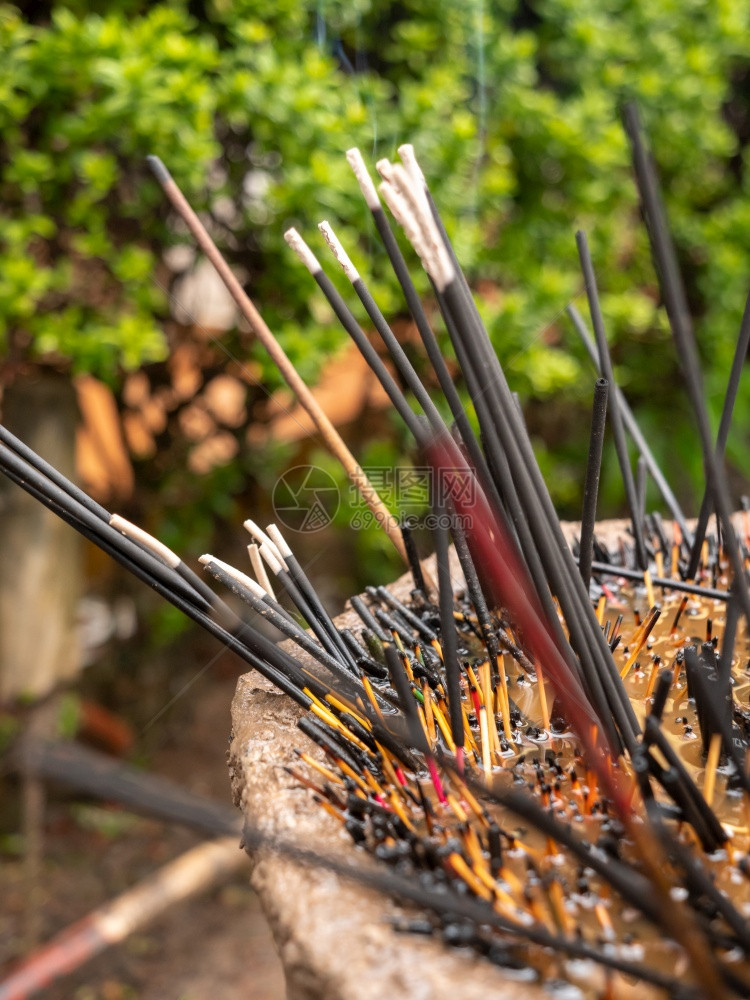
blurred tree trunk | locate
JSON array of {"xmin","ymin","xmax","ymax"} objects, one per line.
[{"xmin": 0, "ymin": 371, "xmax": 82, "ymax": 703}]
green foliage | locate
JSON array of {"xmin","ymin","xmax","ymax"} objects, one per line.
[
  {"xmin": 2, "ymin": 0, "xmax": 750, "ymax": 528},
  {"xmin": 0, "ymin": 3, "xmax": 219, "ymax": 379}
]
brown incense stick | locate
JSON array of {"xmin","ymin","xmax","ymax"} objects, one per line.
[{"xmin": 146, "ymin": 156, "xmax": 406, "ymax": 564}]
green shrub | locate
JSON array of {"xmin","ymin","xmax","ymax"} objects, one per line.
[{"xmin": 2, "ymin": 0, "xmax": 749, "ymax": 564}]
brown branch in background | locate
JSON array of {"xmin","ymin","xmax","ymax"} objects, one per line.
[{"xmin": 0, "ymin": 837, "xmax": 246, "ymax": 1000}]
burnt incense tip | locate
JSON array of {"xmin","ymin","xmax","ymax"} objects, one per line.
[
  {"xmin": 346, "ymin": 148, "xmax": 380, "ymax": 210},
  {"xmin": 284, "ymin": 228, "xmax": 322, "ymax": 275},
  {"xmin": 318, "ymin": 221, "xmax": 360, "ymax": 283},
  {"xmin": 146, "ymin": 154, "xmax": 171, "ymax": 186},
  {"xmin": 397, "ymin": 144, "xmax": 426, "ymax": 188},
  {"xmin": 376, "ymin": 158, "xmax": 395, "ymax": 182}
]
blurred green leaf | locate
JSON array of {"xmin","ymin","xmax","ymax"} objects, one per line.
[{"xmin": 2, "ymin": 0, "xmax": 750, "ymax": 526}]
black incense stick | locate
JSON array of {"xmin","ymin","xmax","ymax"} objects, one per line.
[
  {"xmin": 200, "ymin": 556, "xmax": 366, "ymax": 695},
  {"xmin": 350, "ymin": 595, "xmax": 389, "ymax": 643},
  {"xmin": 432, "ymin": 494, "xmax": 464, "ymax": 758},
  {"xmin": 267, "ymin": 525, "xmax": 357, "ymax": 670},
  {"xmin": 588, "ymin": 559, "xmax": 730, "ymax": 601},
  {"xmin": 576, "ymin": 230, "xmax": 648, "ymax": 570},
  {"xmin": 0, "ymin": 448, "xmax": 319, "ymax": 708},
  {"xmin": 0, "ymin": 423, "xmax": 109, "ymax": 520},
  {"xmin": 285, "ymin": 229, "xmax": 424, "ymax": 441},
  {"xmin": 374, "ymin": 586, "xmax": 437, "ymax": 642},
  {"xmin": 392, "ymin": 167, "xmax": 641, "ymax": 750},
  {"xmin": 434, "ymin": 278, "xmax": 633, "ymax": 751},
  {"xmin": 346, "ymin": 150, "xmax": 506, "ymax": 518},
  {"xmin": 687, "ymin": 289, "xmax": 750, "ymax": 576},
  {"xmin": 579, "ymin": 377, "xmax": 609, "ymax": 590},
  {"xmin": 636, "ymin": 455, "xmax": 648, "ymax": 542},
  {"xmin": 400, "ymin": 517, "xmax": 428, "ymax": 596},
  {"xmin": 622, "ymin": 100, "xmax": 750, "ymax": 624},
  {"xmin": 4, "ymin": 134, "xmax": 750, "ymax": 999},
  {"xmin": 0, "ymin": 442, "xmax": 210, "ymax": 613},
  {"xmin": 567, "ymin": 302, "xmax": 692, "ymax": 545}
]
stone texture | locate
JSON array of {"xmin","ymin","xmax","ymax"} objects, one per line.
[
  {"xmin": 228, "ymin": 514, "xmax": 732, "ymax": 998},
  {"xmin": 229, "ymin": 544, "xmax": 542, "ymax": 1000}
]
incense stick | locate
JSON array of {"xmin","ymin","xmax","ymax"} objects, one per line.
[
  {"xmin": 346, "ymin": 149, "xmax": 507, "ymax": 528},
  {"xmin": 199, "ymin": 555, "xmax": 359, "ymax": 688},
  {"xmin": 579, "ymin": 377, "xmax": 609, "ymax": 590},
  {"xmin": 621, "ymin": 102, "xmax": 750, "ymax": 624},
  {"xmin": 388, "ymin": 156, "xmax": 641, "ymax": 752},
  {"xmin": 567, "ymin": 302, "xmax": 693, "ymax": 545},
  {"xmin": 0, "ymin": 443, "xmax": 210, "ymax": 613},
  {"xmin": 398, "ymin": 517, "xmax": 427, "ymax": 597},
  {"xmin": 248, "ymin": 542, "xmax": 277, "ymax": 602},
  {"xmin": 687, "ymin": 289, "xmax": 750, "ymax": 576},
  {"xmin": 6, "ymin": 125, "xmax": 750, "ymax": 999},
  {"xmin": 284, "ymin": 228, "xmax": 425, "ymax": 442},
  {"xmin": 147, "ymin": 156, "xmax": 406, "ymax": 563},
  {"xmin": 576, "ymin": 230, "xmax": 648, "ymax": 570},
  {"xmin": 431, "ymin": 494, "xmax": 464, "ymax": 763},
  {"xmin": 267, "ymin": 524, "xmax": 356, "ymax": 669}
]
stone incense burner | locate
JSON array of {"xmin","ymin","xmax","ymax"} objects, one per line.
[{"xmin": 228, "ymin": 521, "xmax": 635, "ymax": 1000}]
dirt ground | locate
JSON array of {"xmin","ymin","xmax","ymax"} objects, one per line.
[{"xmin": 0, "ymin": 671, "xmax": 286, "ymax": 1000}]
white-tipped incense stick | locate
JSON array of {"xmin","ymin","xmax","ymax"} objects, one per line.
[
  {"xmin": 110, "ymin": 514, "xmax": 181, "ymax": 569},
  {"xmin": 318, "ymin": 222, "xmax": 360, "ymax": 284},
  {"xmin": 243, "ymin": 519, "xmax": 287, "ymax": 569},
  {"xmin": 283, "ymin": 228, "xmax": 322, "ymax": 276},
  {"xmin": 378, "ymin": 181, "xmax": 427, "ymax": 262},
  {"xmin": 379, "ymin": 178, "xmax": 453, "ymax": 291},
  {"xmin": 396, "ymin": 144, "xmax": 424, "ymax": 181},
  {"xmin": 397, "ymin": 144, "xmax": 427, "ymax": 192},
  {"xmin": 248, "ymin": 542, "xmax": 276, "ymax": 601},
  {"xmin": 386, "ymin": 164, "xmax": 454, "ymax": 292},
  {"xmin": 266, "ymin": 523, "xmax": 293, "ymax": 561},
  {"xmin": 345, "ymin": 148, "xmax": 380, "ymax": 210},
  {"xmin": 199, "ymin": 554, "xmax": 265, "ymax": 599},
  {"xmin": 375, "ymin": 158, "xmax": 395, "ymax": 183},
  {"xmin": 397, "ymin": 144, "xmax": 431, "ymax": 218},
  {"xmin": 147, "ymin": 157, "xmax": 406, "ymax": 564},
  {"xmin": 259, "ymin": 541, "xmax": 284, "ymax": 578}
]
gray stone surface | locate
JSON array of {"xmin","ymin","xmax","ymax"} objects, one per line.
[{"xmin": 228, "ymin": 513, "xmax": 729, "ymax": 998}]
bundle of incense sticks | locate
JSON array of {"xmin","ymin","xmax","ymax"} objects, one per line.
[{"xmin": 3, "ymin": 101, "xmax": 750, "ymax": 998}]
